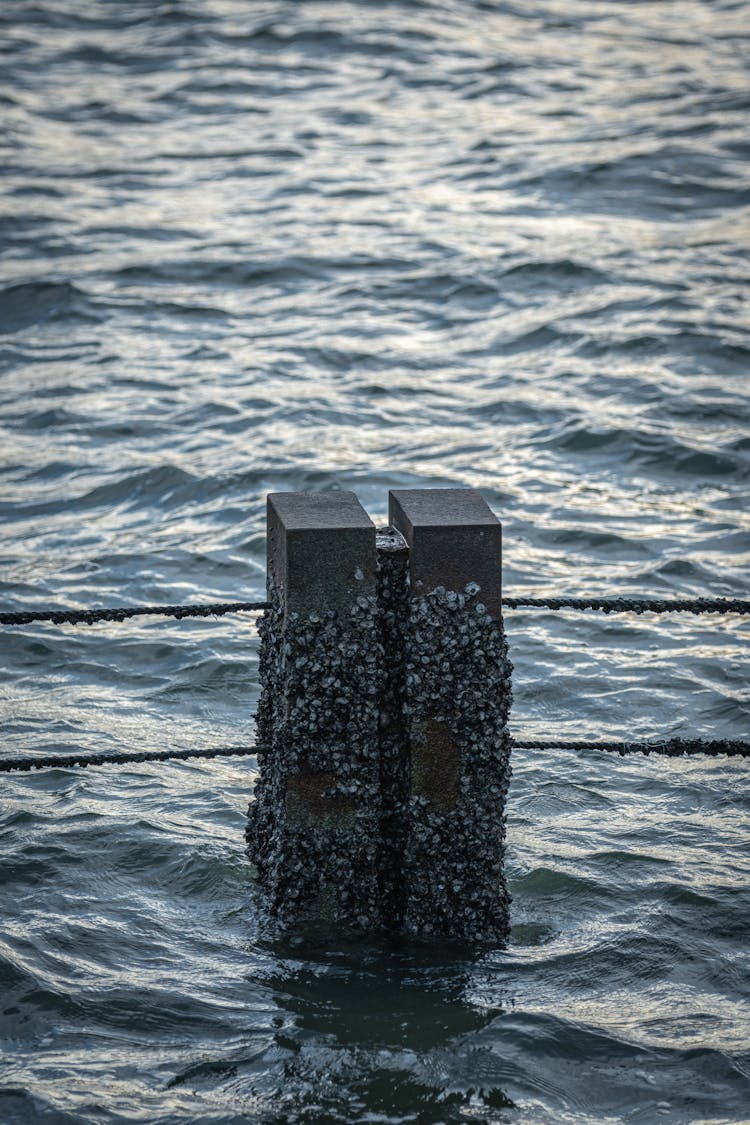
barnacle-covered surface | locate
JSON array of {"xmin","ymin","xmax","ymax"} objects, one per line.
[
  {"xmin": 402, "ymin": 585, "xmax": 514, "ymax": 943},
  {"xmin": 248, "ymin": 563, "xmax": 513, "ymax": 943},
  {"xmin": 246, "ymin": 580, "xmax": 382, "ymax": 931}
]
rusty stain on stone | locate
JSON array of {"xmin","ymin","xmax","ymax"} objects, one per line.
[
  {"xmin": 285, "ymin": 769, "xmax": 357, "ymax": 827},
  {"xmin": 411, "ymin": 718, "xmax": 460, "ymax": 812}
]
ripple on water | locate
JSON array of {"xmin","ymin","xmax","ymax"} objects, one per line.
[{"xmin": 1, "ymin": 0, "xmax": 749, "ymax": 1121}]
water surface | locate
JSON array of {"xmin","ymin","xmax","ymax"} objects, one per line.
[{"xmin": 1, "ymin": 1, "xmax": 749, "ymax": 1121}]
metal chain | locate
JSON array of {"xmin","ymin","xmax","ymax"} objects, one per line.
[
  {"xmin": 0, "ymin": 744, "xmax": 263, "ymax": 772},
  {"xmin": 2, "ymin": 736, "xmax": 748, "ymax": 773},
  {"xmin": 3, "ymin": 595, "xmax": 748, "ymax": 628},
  {"xmin": 1, "ymin": 592, "xmax": 747, "ymax": 770},
  {"xmin": 511, "ymin": 737, "xmax": 750, "ymax": 757},
  {"xmin": 0, "ymin": 601, "xmax": 270, "ymax": 627},
  {"xmin": 504, "ymin": 596, "xmax": 750, "ymax": 615}
]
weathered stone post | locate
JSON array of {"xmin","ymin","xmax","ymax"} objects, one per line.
[
  {"xmin": 389, "ymin": 488, "xmax": 513, "ymax": 943},
  {"xmin": 248, "ymin": 486, "xmax": 513, "ymax": 944},
  {"xmin": 246, "ymin": 491, "xmax": 383, "ymax": 931}
]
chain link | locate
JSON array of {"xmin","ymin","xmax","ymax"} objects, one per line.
[
  {"xmin": 3, "ymin": 595, "xmax": 747, "ymax": 628},
  {"xmin": 504, "ymin": 596, "xmax": 750, "ymax": 615},
  {"xmin": 0, "ymin": 601, "xmax": 270, "ymax": 627},
  {"xmin": 2, "ymin": 736, "xmax": 748, "ymax": 772},
  {"xmin": 512, "ymin": 737, "xmax": 750, "ymax": 757},
  {"xmin": 0, "ymin": 744, "xmax": 263, "ymax": 772}
]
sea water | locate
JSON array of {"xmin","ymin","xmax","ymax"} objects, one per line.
[{"xmin": 1, "ymin": 2, "xmax": 749, "ymax": 1121}]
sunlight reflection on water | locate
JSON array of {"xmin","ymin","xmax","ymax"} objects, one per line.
[{"xmin": 1, "ymin": 0, "xmax": 749, "ymax": 1120}]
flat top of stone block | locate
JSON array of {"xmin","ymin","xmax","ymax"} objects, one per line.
[
  {"xmin": 268, "ymin": 491, "xmax": 374, "ymax": 531},
  {"xmin": 389, "ymin": 488, "xmax": 499, "ymax": 528}
]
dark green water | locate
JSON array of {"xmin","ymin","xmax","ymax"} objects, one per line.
[{"xmin": 1, "ymin": 1, "xmax": 749, "ymax": 1121}]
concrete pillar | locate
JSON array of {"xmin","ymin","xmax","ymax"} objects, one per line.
[
  {"xmin": 246, "ymin": 491, "xmax": 382, "ymax": 931},
  {"xmin": 389, "ymin": 488, "xmax": 513, "ymax": 943}
]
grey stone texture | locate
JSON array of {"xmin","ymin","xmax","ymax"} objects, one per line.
[
  {"xmin": 267, "ymin": 490, "xmax": 376, "ymax": 618},
  {"xmin": 389, "ymin": 488, "xmax": 502, "ymax": 618}
]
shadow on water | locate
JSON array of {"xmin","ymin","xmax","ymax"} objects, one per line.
[{"xmin": 251, "ymin": 936, "xmax": 515, "ymax": 1123}]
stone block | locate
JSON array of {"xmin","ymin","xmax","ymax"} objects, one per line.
[
  {"xmin": 247, "ymin": 490, "xmax": 382, "ymax": 932},
  {"xmin": 388, "ymin": 487, "xmax": 512, "ymax": 943},
  {"xmin": 389, "ymin": 488, "xmax": 502, "ymax": 619}
]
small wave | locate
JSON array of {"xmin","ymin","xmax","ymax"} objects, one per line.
[
  {"xmin": 112, "ymin": 255, "xmax": 411, "ymax": 289},
  {"xmin": 74, "ymin": 464, "xmax": 202, "ymax": 512},
  {"xmin": 0, "ymin": 282, "xmax": 99, "ymax": 333},
  {"xmin": 535, "ymin": 421, "xmax": 749, "ymax": 480},
  {"xmin": 512, "ymin": 866, "xmax": 609, "ymax": 905},
  {"xmin": 510, "ymin": 150, "xmax": 750, "ymax": 217},
  {"xmin": 0, "ymin": 1087, "xmax": 80, "ymax": 1124},
  {"xmin": 499, "ymin": 259, "xmax": 608, "ymax": 289},
  {"xmin": 0, "ymin": 464, "xmax": 200, "ymax": 520}
]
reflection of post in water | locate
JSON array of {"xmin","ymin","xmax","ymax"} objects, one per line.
[{"xmin": 262, "ymin": 943, "xmax": 516, "ymax": 1117}]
